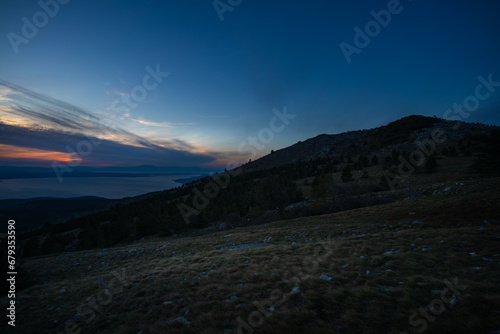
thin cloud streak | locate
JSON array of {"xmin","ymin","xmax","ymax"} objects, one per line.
[
  {"xmin": 0, "ymin": 79, "xmax": 171, "ymax": 150},
  {"xmin": 0, "ymin": 80, "xmax": 218, "ymax": 167}
]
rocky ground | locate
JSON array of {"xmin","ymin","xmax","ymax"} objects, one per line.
[{"xmin": 6, "ymin": 176, "xmax": 500, "ymax": 334}]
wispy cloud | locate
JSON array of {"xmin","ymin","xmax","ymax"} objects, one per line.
[
  {"xmin": 0, "ymin": 80, "xmax": 217, "ymax": 167},
  {"xmin": 130, "ymin": 118, "xmax": 175, "ymax": 128},
  {"xmin": 0, "ymin": 87, "xmax": 14, "ymax": 103},
  {"xmin": 107, "ymin": 90, "xmax": 128, "ymax": 97},
  {"xmin": 128, "ymin": 117, "xmax": 195, "ymax": 128}
]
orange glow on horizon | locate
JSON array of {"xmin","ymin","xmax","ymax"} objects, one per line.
[{"xmin": 0, "ymin": 144, "xmax": 81, "ymax": 162}]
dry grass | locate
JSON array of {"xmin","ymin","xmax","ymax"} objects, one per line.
[{"xmin": 7, "ymin": 176, "xmax": 500, "ymax": 334}]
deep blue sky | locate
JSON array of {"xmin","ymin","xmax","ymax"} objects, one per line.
[{"xmin": 0, "ymin": 0, "xmax": 499, "ymax": 168}]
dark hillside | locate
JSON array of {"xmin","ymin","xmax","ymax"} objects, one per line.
[{"xmin": 17, "ymin": 115, "xmax": 499, "ymax": 258}]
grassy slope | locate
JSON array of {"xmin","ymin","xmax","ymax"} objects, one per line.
[{"xmin": 9, "ymin": 176, "xmax": 500, "ymax": 334}]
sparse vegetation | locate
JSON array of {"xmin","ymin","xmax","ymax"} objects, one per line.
[
  {"xmin": 13, "ymin": 176, "xmax": 500, "ymax": 334},
  {"xmin": 8, "ymin": 116, "xmax": 500, "ymax": 334}
]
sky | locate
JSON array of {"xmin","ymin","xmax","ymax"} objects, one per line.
[{"xmin": 0, "ymin": 0, "xmax": 499, "ymax": 169}]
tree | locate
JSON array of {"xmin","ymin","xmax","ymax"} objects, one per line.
[
  {"xmin": 471, "ymin": 130, "xmax": 500, "ymax": 176},
  {"xmin": 194, "ymin": 211, "xmax": 210, "ymax": 228},
  {"xmin": 23, "ymin": 237, "xmax": 40, "ymax": 257},
  {"xmin": 361, "ymin": 169, "xmax": 369, "ymax": 178},
  {"xmin": 341, "ymin": 166, "xmax": 353, "ymax": 182},
  {"xmin": 424, "ymin": 155, "xmax": 438, "ymax": 172},
  {"xmin": 40, "ymin": 234, "xmax": 67, "ymax": 254},
  {"xmin": 254, "ymin": 178, "xmax": 288, "ymax": 212},
  {"xmin": 379, "ymin": 175, "xmax": 391, "ymax": 191},
  {"xmin": 358, "ymin": 154, "xmax": 369, "ymax": 168},
  {"xmin": 312, "ymin": 173, "xmax": 334, "ymax": 198}
]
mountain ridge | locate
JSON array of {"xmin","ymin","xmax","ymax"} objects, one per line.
[{"xmin": 240, "ymin": 115, "xmax": 493, "ymax": 172}]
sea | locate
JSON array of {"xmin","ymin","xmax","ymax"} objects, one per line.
[{"xmin": 0, "ymin": 174, "xmax": 197, "ymax": 200}]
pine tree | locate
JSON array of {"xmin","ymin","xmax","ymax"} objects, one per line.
[
  {"xmin": 471, "ymin": 130, "xmax": 500, "ymax": 176},
  {"xmin": 341, "ymin": 166, "xmax": 353, "ymax": 182},
  {"xmin": 361, "ymin": 169, "xmax": 369, "ymax": 178},
  {"xmin": 424, "ymin": 155, "xmax": 438, "ymax": 172}
]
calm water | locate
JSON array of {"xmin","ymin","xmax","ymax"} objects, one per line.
[{"xmin": 0, "ymin": 175, "xmax": 194, "ymax": 199}]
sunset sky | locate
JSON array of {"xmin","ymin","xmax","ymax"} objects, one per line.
[{"xmin": 0, "ymin": 0, "xmax": 499, "ymax": 169}]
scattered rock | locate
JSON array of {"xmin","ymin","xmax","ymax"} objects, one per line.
[
  {"xmin": 449, "ymin": 295, "xmax": 457, "ymax": 307},
  {"xmin": 235, "ymin": 303, "xmax": 247, "ymax": 309},
  {"xmin": 226, "ymin": 295, "xmax": 239, "ymax": 302},
  {"xmin": 320, "ymin": 274, "xmax": 333, "ymax": 281},
  {"xmin": 170, "ymin": 316, "xmax": 191, "ymax": 325}
]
